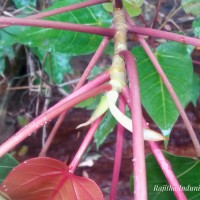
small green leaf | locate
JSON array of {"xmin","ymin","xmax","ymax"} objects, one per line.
[
  {"xmin": 94, "ymin": 111, "xmax": 117, "ymax": 149},
  {"xmin": 132, "ymin": 42, "xmax": 193, "ymax": 132},
  {"xmin": 190, "ymin": 72, "xmax": 200, "ymax": 107},
  {"xmin": 181, "ymin": 0, "xmax": 200, "ymax": 16},
  {"xmin": 123, "ymin": 0, "xmax": 143, "ymax": 17},
  {"xmin": 192, "ymin": 18, "xmax": 200, "ymax": 37},
  {"xmin": 102, "ymin": 3, "xmax": 113, "ymax": 13},
  {"xmin": 145, "ymin": 151, "xmax": 200, "ymax": 199},
  {"xmin": 103, "ymin": 0, "xmax": 144, "ymax": 17},
  {"xmin": 12, "ymin": 0, "xmax": 36, "ymax": 8},
  {"xmin": 0, "ymin": 154, "xmax": 18, "ymax": 184}
]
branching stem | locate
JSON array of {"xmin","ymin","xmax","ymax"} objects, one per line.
[
  {"xmin": 120, "ymin": 50, "xmax": 147, "ymax": 200},
  {"xmin": 0, "ymin": 84, "xmax": 112, "ymax": 157}
]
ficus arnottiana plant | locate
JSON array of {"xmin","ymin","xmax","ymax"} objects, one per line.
[{"xmin": 0, "ymin": 0, "xmax": 200, "ymax": 199}]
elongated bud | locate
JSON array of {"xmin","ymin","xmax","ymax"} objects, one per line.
[
  {"xmin": 106, "ymin": 91, "xmax": 166, "ymax": 141},
  {"xmin": 76, "ymin": 93, "xmax": 118, "ymax": 129}
]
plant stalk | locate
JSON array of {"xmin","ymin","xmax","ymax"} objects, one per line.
[
  {"xmin": 69, "ymin": 116, "xmax": 103, "ymax": 173},
  {"xmin": 0, "ymin": 0, "xmax": 107, "ymax": 28},
  {"xmin": 110, "ymin": 96, "xmax": 125, "ymax": 200},
  {"xmin": 39, "ymin": 44, "xmax": 110, "ymax": 156},
  {"xmin": 148, "ymin": 142, "xmax": 187, "ymax": 200},
  {"xmin": 0, "ymin": 17, "xmax": 114, "ymax": 38},
  {"xmin": 120, "ymin": 50, "xmax": 147, "ymax": 200},
  {"xmin": 0, "ymin": 84, "xmax": 112, "ymax": 157},
  {"xmin": 127, "ymin": 24, "xmax": 200, "ymax": 47}
]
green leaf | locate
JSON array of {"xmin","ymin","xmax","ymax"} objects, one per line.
[
  {"xmin": 75, "ymin": 96, "xmax": 101, "ymax": 110},
  {"xmin": 132, "ymin": 42, "xmax": 193, "ymax": 133},
  {"xmin": 12, "ymin": 0, "xmax": 36, "ymax": 9},
  {"xmin": 0, "ymin": 154, "xmax": 18, "ymax": 184},
  {"xmin": 94, "ymin": 111, "xmax": 117, "ymax": 149},
  {"xmin": 192, "ymin": 18, "xmax": 200, "ymax": 37},
  {"xmin": 190, "ymin": 72, "xmax": 200, "ymax": 106},
  {"xmin": 181, "ymin": 0, "xmax": 200, "ymax": 16},
  {"xmin": 145, "ymin": 151, "xmax": 200, "ymax": 199},
  {"xmin": 124, "ymin": 0, "xmax": 143, "ymax": 17},
  {"xmin": 32, "ymin": 48, "xmax": 73, "ymax": 84},
  {"xmin": 103, "ymin": 0, "xmax": 143, "ymax": 17},
  {"xmin": 3, "ymin": 0, "xmax": 111, "ymax": 56}
]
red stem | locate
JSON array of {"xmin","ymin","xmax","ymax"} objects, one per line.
[
  {"xmin": 0, "ymin": 17, "xmax": 114, "ymax": 38},
  {"xmin": 39, "ymin": 70, "xmax": 110, "ymax": 156},
  {"xmin": 75, "ymin": 36, "xmax": 110, "ymax": 90},
  {"xmin": 110, "ymin": 95, "xmax": 125, "ymax": 200},
  {"xmin": 127, "ymin": 24, "xmax": 200, "ymax": 47},
  {"xmin": 148, "ymin": 142, "xmax": 187, "ymax": 200},
  {"xmin": 0, "ymin": 0, "xmax": 107, "ymax": 28},
  {"xmin": 69, "ymin": 116, "xmax": 103, "ymax": 173},
  {"xmin": 122, "ymin": 89, "xmax": 187, "ymax": 199},
  {"xmin": 120, "ymin": 50, "xmax": 147, "ymax": 200},
  {"xmin": 0, "ymin": 84, "xmax": 112, "ymax": 157}
]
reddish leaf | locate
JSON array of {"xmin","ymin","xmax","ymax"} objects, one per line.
[{"xmin": 0, "ymin": 157, "xmax": 103, "ymax": 200}]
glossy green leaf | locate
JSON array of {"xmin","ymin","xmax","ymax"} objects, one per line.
[
  {"xmin": 0, "ymin": 157, "xmax": 104, "ymax": 200},
  {"xmin": 190, "ymin": 72, "xmax": 200, "ymax": 106},
  {"xmin": 182, "ymin": 0, "xmax": 200, "ymax": 16},
  {"xmin": 0, "ymin": 154, "xmax": 18, "ymax": 184},
  {"xmin": 94, "ymin": 111, "xmax": 117, "ymax": 149},
  {"xmin": 146, "ymin": 151, "xmax": 200, "ymax": 199},
  {"xmin": 32, "ymin": 48, "xmax": 72, "ymax": 84},
  {"xmin": 3, "ymin": 0, "xmax": 111, "ymax": 56},
  {"xmin": 192, "ymin": 18, "xmax": 200, "ymax": 37},
  {"xmin": 132, "ymin": 42, "xmax": 193, "ymax": 132},
  {"xmin": 12, "ymin": 0, "xmax": 36, "ymax": 9}
]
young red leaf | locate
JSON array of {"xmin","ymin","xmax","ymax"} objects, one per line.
[{"xmin": 0, "ymin": 157, "xmax": 103, "ymax": 200}]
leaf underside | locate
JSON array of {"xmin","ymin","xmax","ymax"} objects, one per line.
[{"xmin": 0, "ymin": 157, "xmax": 103, "ymax": 200}]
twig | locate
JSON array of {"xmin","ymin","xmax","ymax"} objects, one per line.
[
  {"xmin": 110, "ymin": 96, "xmax": 125, "ymax": 200},
  {"xmin": 0, "ymin": 84, "xmax": 112, "ymax": 157},
  {"xmin": 69, "ymin": 116, "xmax": 103, "ymax": 173},
  {"xmin": 0, "ymin": 17, "xmax": 114, "ymax": 38},
  {"xmin": 120, "ymin": 50, "xmax": 147, "ymax": 200}
]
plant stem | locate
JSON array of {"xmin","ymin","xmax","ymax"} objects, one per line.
[
  {"xmin": 75, "ymin": 36, "xmax": 110, "ymax": 90},
  {"xmin": 138, "ymin": 37, "xmax": 200, "ymax": 157},
  {"xmin": 148, "ymin": 142, "xmax": 187, "ymax": 200},
  {"xmin": 0, "ymin": 84, "xmax": 112, "ymax": 157},
  {"xmin": 0, "ymin": 17, "xmax": 114, "ymax": 38},
  {"xmin": 39, "ymin": 71, "xmax": 110, "ymax": 156},
  {"xmin": 110, "ymin": 96, "xmax": 125, "ymax": 200},
  {"xmin": 69, "ymin": 116, "xmax": 103, "ymax": 173},
  {"xmin": 0, "ymin": 0, "xmax": 107, "ymax": 28},
  {"xmin": 127, "ymin": 24, "xmax": 200, "ymax": 47},
  {"xmin": 122, "ymin": 87, "xmax": 187, "ymax": 199},
  {"xmin": 120, "ymin": 50, "xmax": 147, "ymax": 200}
]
